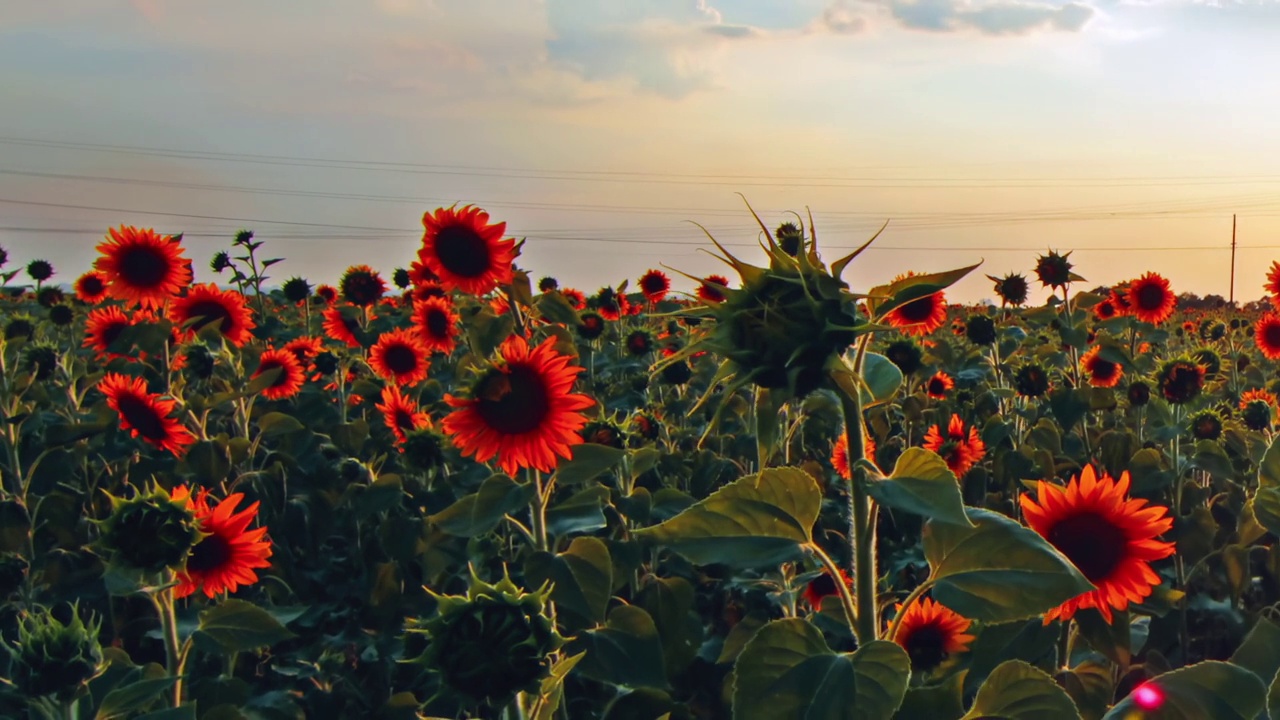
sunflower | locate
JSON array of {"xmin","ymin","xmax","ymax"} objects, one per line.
[
  {"xmin": 74, "ymin": 271, "xmax": 109, "ymax": 304},
  {"xmin": 802, "ymin": 568, "xmax": 852, "ymax": 609},
  {"xmin": 315, "ymin": 285, "xmax": 338, "ymax": 304},
  {"xmin": 594, "ymin": 288, "xmax": 626, "ymax": 321},
  {"xmin": 408, "ymin": 258, "xmax": 439, "ymax": 287},
  {"xmin": 442, "ymin": 334, "xmax": 595, "ymax": 475},
  {"xmin": 282, "ymin": 336, "xmax": 323, "ymax": 368},
  {"xmin": 1109, "ymin": 283, "xmax": 1133, "ymax": 315},
  {"xmin": 561, "ymin": 288, "xmax": 587, "ymax": 311},
  {"xmin": 924, "ymin": 371, "xmax": 954, "ymax": 400},
  {"xmin": 419, "ymin": 205, "xmax": 516, "ymax": 296},
  {"xmin": 99, "ymin": 373, "xmax": 195, "ymax": 456},
  {"xmin": 1127, "ymin": 380, "xmax": 1151, "ymax": 406},
  {"xmin": 1256, "ymin": 313, "xmax": 1280, "ymax": 360},
  {"xmin": 410, "ymin": 297, "xmax": 461, "ymax": 356},
  {"xmin": 831, "ymin": 433, "xmax": 877, "ymax": 480},
  {"xmin": 1020, "ymin": 465, "xmax": 1175, "ymax": 623},
  {"xmin": 339, "ymin": 265, "xmax": 386, "ymax": 306},
  {"xmin": 1267, "ymin": 261, "xmax": 1280, "ymax": 308},
  {"xmin": 1157, "ymin": 358, "xmax": 1204, "ymax": 404},
  {"xmin": 1126, "ymin": 272, "xmax": 1176, "ymax": 325},
  {"xmin": 697, "ymin": 275, "xmax": 730, "ymax": 304},
  {"xmin": 638, "ymin": 269, "xmax": 670, "ymax": 304},
  {"xmin": 576, "ymin": 312, "xmax": 606, "ymax": 341},
  {"xmin": 885, "ymin": 340, "xmax": 924, "ymax": 376},
  {"xmin": 93, "ymin": 226, "xmax": 192, "ymax": 309},
  {"xmin": 322, "ymin": 307, "xmax": 363, "ymax": 348},
  {"xmin": 168, "ymin": 284, "xmax": 256, "ymax": 347},
  {"xmin": 891, "ymin": 598, "xmax": 975, "ymax": 673},
  {"xmin": 1034, "ymin": 250, "xmax": 1074, "ymax": 289},
  {"xmin": 625, "ymin": 330, "xmax": 653, "ymax": 357},
  {"xmin": 1240, "ymin": 388, "xmax": 1277, "ymax": 411},
  {"xmin": 251, "ymin": 348, "xmax": 306, "ymax": 400},
  {"xmin": 922, "ymin": 414, "xmax": 985, "ymax": 477},
  {"xmin": 84, "ymin": 306, "xmax": 155, "ymax": 360},
  {"xmin": 376, "ymin": 385, "xmax": 432, "ymax": 445},
  {"xmin": 1081, "ymin": 345, "xmax": 1123, "ymax": 388},
  {"xmin": 883, "ymin": 274, "xmax": 947, "ymax": 337},
  {"xmin": 989, "ymin": 272, "xmax": 1029, "ymax": 307},
  {"xmin": 1014, "ymin": 364, "xmax": 1050, "ymax": 398},
  {"xmin": 369, "ymin": 328, "xmax": 431, "ymax": 386},
  {"xmin": 171, "ymin": 486, "xmax": 272, "ymax": 599},
  {"xmin": 1093, "ymin": 298, "xmax": 1118, "ymax": 321}
]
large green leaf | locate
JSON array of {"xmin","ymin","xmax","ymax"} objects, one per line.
[
  {"xmin": 524, "ymin": 537, "xmax": 613, "ymax": 626},
  {"xmin": 1253, "ymin": 487, "xmax": 1280, "ymax": 537},
  {"xmin": 924, "ymin": 508, "xmax": 1093, "ymax": 623},
  {"xmin": 1230, "ymin": 617, "xmax": 1280, "ymax": 689},
  {"xmin": 961, "ymin": 660, "xmax": 1081, "ymax": 719},
  {"xmin": 1261, "ymin": 435, "xmax": 1280, "ymax": 488},
  {"xmin": 429, "ymin": 474, "xmax": 535, "ymax": 537},
  {"xmin": 1102, "ymin": 661, "xmax": 1266, "ymax": 720},
  {"xmin": 567, "ymin": 606, "xmax": 668, "ymax": 689},
  {"xmin": 869, "ymin": 448, "xmax": 973, "ymax": 528},
  {"xmin": 194, "ymin": 599, "xmax": 296, "ymax": 653},
  {"xmin": 866, "ymin": 262, "xmax": 981, "ymax": 319},
  {"xmin": 556, "ymin": 443, "xmax": 627, "ymax": 485},
  {"xmin": 834, "ymin": 352, "xmax": 903, "ymax": 408},
  {"xmin": 637, "ymin": 576, "xmax": 703, "ymax": 677},
  {"xmin": 96, "ymin": 675, "xmax": 176, "ymax": 719},
  {"xmin": 732, "ymin": 619, "xmax": 909, "ymax": 720},
  {"xmin": 635, "ymin": 467, "xmax": 821, "ymax": 568}
]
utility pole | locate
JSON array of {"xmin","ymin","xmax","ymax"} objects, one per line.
[{"xmin": 1230, "ymin": 214, "xmax": 1237, "ymax": 305}]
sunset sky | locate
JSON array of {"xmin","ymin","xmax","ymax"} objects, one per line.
[{"xmin": 3, "ymin": 0, "xmax": 1280, "ymax": 302}]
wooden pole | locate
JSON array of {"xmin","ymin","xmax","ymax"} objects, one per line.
[{"xmin": 1230, "ymin": 214, "xmax": 1237, "ymax": 305}]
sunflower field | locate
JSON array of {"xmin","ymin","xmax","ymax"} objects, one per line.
[{"xmin": 5, "ymin": 205, "xmax": 1280, "ymax": 720}]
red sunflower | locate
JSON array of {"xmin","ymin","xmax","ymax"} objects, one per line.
[
  {"xmin": 638, "ymin": 269, "xmax": 670, "ymax": 304},
  {"xmin": 1109, "ymin": 283, "xmax": 1133, "ymax": 315},
  {"xmin": 1256, "ymin": 313, "xmax": 1280, "ymax": 360},
  {"xmin": 560, "ymin": 288, "xmax": 587, "ymax": 311},
  {"xmin": 883, "ymin": 274, "xmax": 947, "ymax": 337},
  {"xmin": 407, "ymin": 258, "xmax": 439, "ymax": 287},
  {"xmin": 922, "ymin": 414, "xmax": 985, "ymax": 477},
  {"xmin": 1093, "ymin": 298, "xmax": 1118, "ymax": 321},
  {"xmin": 891, "ymin": 598, "xmax": 975, "ymax": 673},
  {"xmin": 369, "ymin": 328, "xmax": 431, "ymax": 386},
  {"xmin": 99, "ymin": 372, "xmax": 195, "ymax": 456},
  {"xmin": 282, "ymin": 336, "xmax": 323, "ymax": 367},
  {"xmin": 339, "ymin": 264, "xmax": 386, "ymax": 307},
  {"xmin": 1020, "ymin": 465, "xmax": 1175, "ymax": 623},
  {"xmin": 1126, "ymin": 272, "xmax": 1176, "ymax": 325},
  {"xmin": 316, "ymin": 284, "xmax": 338, "ymax": 304},
  {"xmin": 1240, "ymin": 388, "xmax": 1277, "ymax": 410},
  {"xmin": 375, "ymin": 385, "xmax": 432, "ymax": 444},
  {"xmin": 84, "ymin": 306, "xmax": 156, "ymax": 359},
  {"xmin": 1267, "ymin": 261, "xmax": 1280, "ymax": 309},
  {"xmin": 412, "ymin": 296, "xmax": 461, "ymax": 355},
  {"xmin": 252, "ymin": 348, "xmax": 306, "ymax": 400},
  {"xmin": 168, "ymin": 284, "xmax": 256, "ymax": 347},
  {"xmin": 94, "ymin": 226, "xmax": 192, "ymax": 309},
  {"xmin": 419, "ymin": 205, "xmax": 516, "ymax": 296},
  {"xmin": 697, "ymin": 275, "xmax": 730, "ymax": 304},
  {"xmin": 74, "ymin": 270, "xmax": 109, "ymax": 304},
  {"xmin": 925, "ymin": 371, "xmax": 955, "ymax": 400},
  {"xmin": 442, "ymin": 334, "xmax": 595, "ymax": 475},
  {"xmin": 1081, "ymin": 345, "xmax": 1123, "ymax": 388},
  {"xmin": 322, "ymin": 307, "xmax": 363, "ymax": 348},
  {"xmin": 802, "ymin": 568, "xmax": 852, "ymax": 609},
  {"xmin": 171, "ymin": 486, "xmax": 272, "ymax": 599},
  {"xmin": 831, "ymin": 432, "xmax": 877, "ymax": 480}
]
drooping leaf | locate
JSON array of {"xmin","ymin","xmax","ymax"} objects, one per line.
[
  {"xmin": 429, "ymin": 474, "xmax": 535, "ymax": 537},
  {"xmin": 556, "ymin": 443, "xmax": 627, "ymax": 485},
  {"xmin": 961, "ymin": 660, "xmax": 1081, "ymax": 719},
  {"xmin": 1230, "ymin": 617, "xmax": 1280, "ymax": 689},
  {"xmin": 732, "ymin": 619, "xmax": 910, "ymax": 720},
  {"xmin": 1102, "ymin": 661, "xmax": 1266, "ymax": 720},
  {"xmin": 1261, "ymin": 435, "xmax": 1280, "ymax": 488},
  {"xmin": 524, "ymin": 537, "xmax": 613, "ymax": 626},
  {"xmin": 567, "ymin": 606, "xmax": 668, "ymax": 689},
  {"xmin": 194, "ymin": 599, "xmax": 296, "ymax": 653},
  {"xmin": 924, "ymin": 508, "xmax": 1094, "ymax": 623},
  {"xmin": 635, "ymin": 467, "xmax": 821, "ymax": 568},
  {"xmin": 868, "ymin": 448, "xmax": 973, "ymax": 528}
]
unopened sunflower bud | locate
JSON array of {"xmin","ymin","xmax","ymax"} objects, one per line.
[
  {"xmin": 97, "ymin": 488, "xmax": 202, "ymax": 574},
  {"xmin": 2, "ymin": 603, "xmax": 104, "ymax": 702}
]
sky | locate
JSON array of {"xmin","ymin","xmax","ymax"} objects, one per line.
[{"xmin": 3, "ymin": 0, "xmax": 1280, "ymax": 303}]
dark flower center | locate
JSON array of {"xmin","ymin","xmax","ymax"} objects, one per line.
[
  {"xmin": 120, "ymin": 246, "xmax": 172, "ymax": 289},
  {"xmin": 101, "ymin": 321, "xmax": 128, "ymax": 349},
  {"xmin": 394, "ymin": 408, "xmax": 415, "ymax": 430},
  {"xmin": 185, "ymin": 300, "xmax": 233, "ymax": 334},
  {"xmin": 383, "ymin": 344, "xmax": 419, "ymax": 375},
  {"xmin": 80, "ymin": 276, "xmax": 106, "ymax": 296},
  {"xmin": 640, "ymin": 275, "xmax": 667, "ymax": 295},
  {"xmin": 928, "ymin": 378, "xmax": 947, "ymax": 396},
  {"xmin": 904, "ymin": 625, "xmax": 949, "ymax": 673},
  {"xmin": 117, "ymin": 394, "xmax": 168, "ymax": 441},
  {"xmin": 1047, "ymin": 511, "xmax": 1127, "ymax": 582},
  {"xmin": 425, "ymin": 309, "xmax": 450, "ymax": 338},
  {"xmin": 1264, "ymin": 322, "xmax": 1280, "ymax": 349},
  {"xmin": 475, "ymin": 365, "xmax": 550, "ymax": 435},
  {"xmin": 1135, "ymin": 283, "xmax": 1166, "ymax": 311},
  {"xmin": 1089, "ymin": 357, "xmax": 1118, "ymax": 381},
  {"xmin": 895, "ymin": 295, "xmax": 940, "ymax": 323},
  {"xmin": 434, "ymin": 224, "xmax": 492, "ymax": 278},
  {"xmin": 186, "ymin": 532, "xmax": 232, "ymax": 573},
  {"xmin": 807, "ymin": 573, "xmax": 837, "ymax": 600}
]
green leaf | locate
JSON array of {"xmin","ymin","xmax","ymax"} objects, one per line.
[
  {"xmin": 1073, "ymin": 608, "xmax": 1131, "ymax": 668},
  {"xmin": 354, "ymin": 475, "xmax": 403, "ymax": 520},
  {"xmin": 194, "ymin": 599, "xmax": 297, "ymax": 653},
  {"xmin": 869, "ymin": 448, "xmax": 973, "ymax": 528},
  {"xmin": 964, "ymin": 619, "xmax": 1060, "ymax": 697},
  {"xmin": 524, "ymin": 537, "xmax": 613, "ymax": 626},
  {"xmin": 256, "ymin": 412, "xmax": 304, "ymax": 437},
  {"xmin": 96, "ymin": 676, "xmax": 178, "ymax": 719},
  {"xmin": 1103, "ymin": 661, "xmax": 1266, "ymax": 720},
  {"xmin": 637, "ymin": 576, "xmax": 703, "ymax": 677},
  {"xmin": 1056, "ymin": 661, "xmax": 1113, "ymax": 720},
  {"xmin": 961, "ymin": 660, "xmax": 1081, "ymax": 719},
  {"xmin": 1261, "ymin": 435, "xmax": 1280, "ymax": 488},
  {"xmin": 532, "ymin": 652, "xmax": 586, "ymax": 720},
  {"xmin": 429, "ymin": 474, "xmax": 535, "ymax": 537},
  {"xmin": 1192, "ymin": 440, "xmax": 1235, "ymax": 482},
  {"xmin": 840, "ymin": 352, "xmax": 903, "ymax": 408},
  {"xmin": 534, "ymin": 290, "xmax": 582, "ymax": 326},
  {"xmin": 556, "ymin": 443, "xmax": 627, "ymax": 485},
  {"xmin": 924, "ymin": 508, "xmax": 1094, "ymax": 623},
  {"xmin": 1254, "ymin": 487, "xmax": 1280, "ymax": 537},
  {"xmin": 1047, "ymin": 388, "xmax": 1090, "ymax": 433},
  {"xmin": 546, "ymin": 485, "xmax": 610, "ymax": 536},
  {"xmin": 1230, "ymin": 617, "xmax": 1280, "ymax": 688},
  {"xmin": 135, "ymin": 706, "xmax": 197, "ymax": 720},
  {"xmin": 332, "ymin": 419, "xmax": 369, "ymax": 455},
  {"xmin": 0, "ymin": 500, "xmax": 31, "ymax": 553},
  {"xmin": 867, "ymin": 262, "xmax": 981, "ymax": 319},
  {"xmin": 184, "ymin": 440, "xmax": 230, "ymax": 485},
  {"xmin": 567, "ymin": 605, "xmax": 668, "ymax": 689},
  {"xmin": 893, "ymin": 674, "xmax": 965, "ymax": 720},
  {"xmin": 635, "ymin": 467, "xmax": 821, "ymax": 568},
  {"xmin": 245, "ymin": 366, "xmax": 283, "ymax": 394},
  {"xmin": 732, "ymin": 619, "xmax": 910, "ymax": 720}
]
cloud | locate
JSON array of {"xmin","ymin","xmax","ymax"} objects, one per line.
[
  {"xmin": 816, "ymin": 0, "xmax": 871, "ymax": 33},
  {"xmin": 703, "ymin": 23, "xmax": 763, "ymax": 38},
  {"xmin": 882, "ymin": 0, "xmax": 1097, "ymax": 34}
]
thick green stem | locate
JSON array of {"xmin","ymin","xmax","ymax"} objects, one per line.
[
  {"xmin": 839, "ymin": 390, "xmax": 878, "ymax": 643},
  {"xmin": 152, "ymin": 587, "xmax": 183, "ymax": 707},
  {"xmin": 530, "ymin": 470, "xmax": 550, "ymax": 553}
]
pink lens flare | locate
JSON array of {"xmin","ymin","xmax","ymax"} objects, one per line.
[{"xmin": 1133, "ymin": 683, "xmax": 1163, "ymax": 710}]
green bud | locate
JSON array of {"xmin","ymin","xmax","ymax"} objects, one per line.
[
  {"xmin": 2, "ymin": 603, "xmax": 104, "ymax": 702},
  {"xmin": 97, "ymin": 488, "xmax": 202, "ymax": 574}
]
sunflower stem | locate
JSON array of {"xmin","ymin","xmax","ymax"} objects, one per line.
[
  {"xmin": 838, "ymin": 389, "xmax": 879, "ymax": 643},
  {"xmin": 530, "ymin": 470, "xmax": 549, "ymax": 553},
  {"xmin": 152, "ymin": 585, "xmax": 184, "ymax": 707},
  {"xmin": 806, "ymin": 542, "xmax": 860, "ymax": 643}
]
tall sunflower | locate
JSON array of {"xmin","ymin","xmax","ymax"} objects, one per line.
[
  {"xmin": 1256, "ymin": 313, "xmax": 1280, "ymax": 360},
  {"xmin": 419, "ymin": 205, "xmax": 516, "ymax": 296},
  {"xmin": 94, "ymin": 226, "xmax": 192, "ymax": 309},
  {"xmin": 697, "ymin": 275, "xmax": 730, "ymax": 304},
  {"xmin": 168, "ymin": 284, "xmax": 256, "ymax": 347},
  {"xmin": 442, "ymin": 334, "xmax": 594, "ymax": 475},
  {"xmin": 322, "ymin": 307, "xmax": 363, "ymax": 348},
  {"xmin": 376, "ymin": 386, "xmax": 432, "ymax": 445},
  {"xmin": 638, "ymin": 269, "xmax": 670, "ymax": 304},
  {"xmin": 171, "ymin": 487, "xmax": 272, "ymax": 599},
  {"xmin": 368, "ymin": 328, "xmax": 431, "ymax": 386},
  {"xmin": 1020, "ymin": 465, "xmax": 1174, "ymax": 623},
  {"xmin": 99, "ymin": 373, "xmax": 195, "ymax": 456},
  {"xmin": 1126, "ymin": 272, "xmax": 1176, "ymax": 325},
  {"xmin": 922, "ymin": 414, "xmax": 984, "ymax": 477}
]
